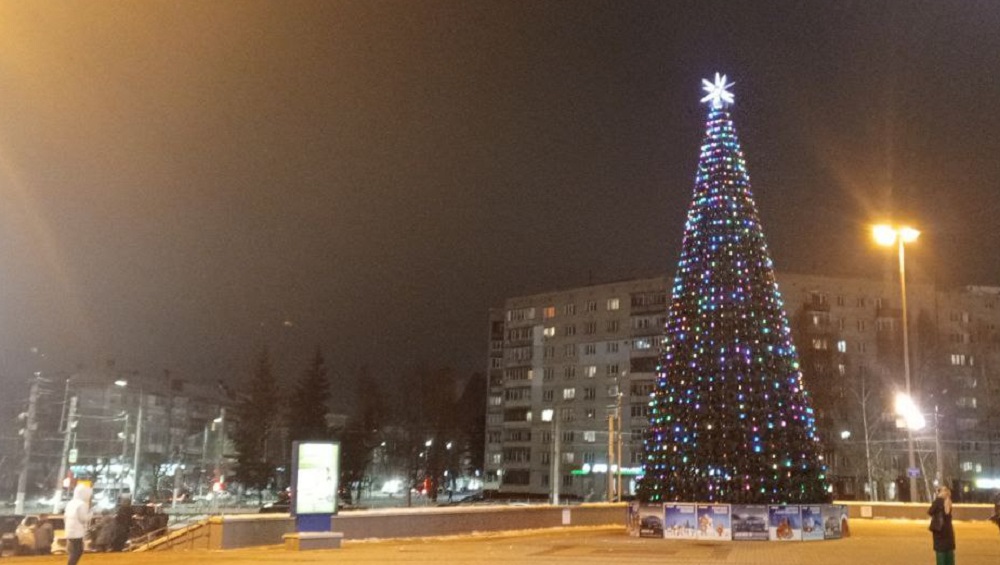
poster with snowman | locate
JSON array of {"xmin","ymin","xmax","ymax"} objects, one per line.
[{"xmin": 696, "ymin": 504, "xmax": 733, "ymax": 541}]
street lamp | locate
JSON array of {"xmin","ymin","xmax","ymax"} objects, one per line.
[
  {"xmin": 116, "ymin": 378, "xmax": 143, "ymax": 499},
  {"xmin": 541, "ymin": 408, "xmax": 560, "ymax": 505},
  {"xmin": 873, "ymin": 223, "xmax": 920, "ymax": 502}
]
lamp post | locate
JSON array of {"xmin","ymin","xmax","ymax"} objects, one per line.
[
  {"xmin": 541, "ymin": 408, "xmax": 560, "ymax": 505},
  {"xmin": 53, "ymin": 395, "xmax": 78, "ymax": 513},
  {"xmin": 874, "ymin": 223, "xmax": 920, "ymax": 502},
  {"xmin": 895, "ymin": 393, "xmax": 943, "ymax": 499},
  {"xmin": 116, "ymin": 378, "xmax": 143, "ymax": 499}
]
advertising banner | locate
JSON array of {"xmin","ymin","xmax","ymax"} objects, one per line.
[
  {"xmin": 696, "ymin": 504, "xmax": 732, "ymax": 541},
  {"xmin": 822, "ymin": 504, "xmax": 847, "ymax": 540},
  {"xmin": 731, "ymin": 504, "xmax": 769, "ymax": 541},
  {"xmin": 768, "ymin": 505, "xmax": 802, "ymax": 541},
  {"xmin": 663, "ymin": 503, "xmax": 698, "ymax": 539},
  {"xmin": 800, "ymin": 505, "xmax": 824, "ymax": 541},
  {"xmin": 638, "ymin": 504, "xmax": 665, "ymax": 538}
]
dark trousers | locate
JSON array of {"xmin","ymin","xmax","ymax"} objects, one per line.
[
  {"xmin": 935, "ymin": 550, "xmax": 955, "ymax": 565},
  {"xmin": 67, "ymin": 538, "xmax": 84, "ymax": 565}
]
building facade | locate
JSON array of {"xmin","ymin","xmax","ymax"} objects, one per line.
[
  {"xmin": 17, "ymin": 368, "xmax": 233, "ymax": 506},
  {"xmin": 485, "ymin": 273, "xmax": 1000, "ymax": 502}
]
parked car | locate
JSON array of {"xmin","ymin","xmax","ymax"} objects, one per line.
[
  {"xmin": 16, "ymin": 515, "xmax": 62, "ymax": 554},
  {"xmin": 14, "ymin": 515, "xmax": 94, "ymax": 555},
  {"xmin": 0, "ymin": 515, "xmax": 23, "ymax": 556}
]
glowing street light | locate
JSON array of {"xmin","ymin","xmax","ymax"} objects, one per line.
[
  {"xmin": 895, "ymin": 393, "xmax": 927, "ymax": 431},
  {"xmin": 873, "ymin": 223, "xmax": 920, "ymax": 502}
]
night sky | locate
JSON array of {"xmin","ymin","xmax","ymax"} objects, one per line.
[{"xmin": 1, "ymin": 1, "xmax": 998, "ymax": 404}]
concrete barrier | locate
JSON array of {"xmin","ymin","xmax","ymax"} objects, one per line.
[
  {"xmin": 160, "ymin": 500, "xmax": 999, "ymax": 551},
  {"xmin": 192, "ymin": 503, "xmax": 624, "ymax": 550},
  {"xmin": 842, "ymin": 501, "xmax": 996, "ymax": 521}
]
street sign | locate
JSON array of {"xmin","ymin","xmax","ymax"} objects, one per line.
[{"xmin": 907, "ymin": 467, "xmax": 920, "ymax": 478}]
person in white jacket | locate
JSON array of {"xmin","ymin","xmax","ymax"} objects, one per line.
[{"xmin": 63, "ymin": 484, "xmax": 92, "ymax": 565}]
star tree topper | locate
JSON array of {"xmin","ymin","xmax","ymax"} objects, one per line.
[{"xmin": 701, "ymin": 72, "xmax": 735, "ymax": 108}]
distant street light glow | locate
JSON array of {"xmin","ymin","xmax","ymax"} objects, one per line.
[{"xmin": 895, "ymin": 392, "xmax": 926, "ymax": 431}]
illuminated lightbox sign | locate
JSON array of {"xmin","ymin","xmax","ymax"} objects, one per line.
[{"xmin": 293, "ymin": 442, "xmax": 340, "ymax": 515}]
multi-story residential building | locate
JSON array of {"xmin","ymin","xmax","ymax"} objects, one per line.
[
  {"xmin": 485, "ymin": 273, "xmax": 1000, "ymax": 502},
  {"xmin": 483, "ymin": 277, "xmax": 666, "ymax": 501},
  {"xmin": 19, "ymin": 367, "xmax": 233, "ymax": 504}
]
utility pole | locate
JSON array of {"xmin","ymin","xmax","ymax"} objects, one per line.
[
  {"xmin": 52, "ymin": 396, "xmax": 78, "ymax": 512},
  {"xmin": 131, "ymin": 392, "xmax": 144, "ymax": 497},
  {"xmin": 607, "ymin": 410, "xmax": 615, "ymax": 501},
  {"xmin": 552, "ymin": 412, "xmax": 561, "ymax": 506},
  {"xmin": 616, "ymin": 390, "xmax": 623, "ymax": 502},
  {"xmin": 15, "ymin": 375, "xmax": 41, "ymax": 514}
]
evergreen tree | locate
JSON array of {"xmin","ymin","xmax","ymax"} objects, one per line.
[
  {"xmin": 639, "ymin": 74, "xmax": 828, "ymax": 504},
  {"xmin": 340, "ymin": 366, "xmax": 385, "ymax": 503},
  {"xmin": 232, "ymin": 348, "xmax": 281, "ymax": 500},
  {"xmin": 287, "ymin": 347, "xmax": 332, "ymax": 443}
]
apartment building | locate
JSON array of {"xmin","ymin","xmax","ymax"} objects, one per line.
[{"xmin": 485, "ymin": 273, "xmax": 1000, "ymax": 502}]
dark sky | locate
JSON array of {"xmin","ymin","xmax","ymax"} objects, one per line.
[{"xmin": 1, "ymin": 1, "xmax": 998, "ymax": 399}]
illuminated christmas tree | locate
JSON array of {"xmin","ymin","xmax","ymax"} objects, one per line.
[{"xmin": 638, "ymin": 74, "xmax": 828, "ymax": 504}]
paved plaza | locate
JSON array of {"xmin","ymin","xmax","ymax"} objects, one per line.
[{"xmin": 2, "ymin": 519, "xmax": 999, "ymax": 564}]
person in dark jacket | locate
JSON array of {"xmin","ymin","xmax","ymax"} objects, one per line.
[
  {"xmin": 110, "ymin": 502, "xmax": 131, "ymax": 552},
  {"xmin": 928, "ymin": 486, "xmax": 955, "ymax": 565},
  {"xmin": 34, "ymin": 515, "xmax": 54, "ymax": 555}
]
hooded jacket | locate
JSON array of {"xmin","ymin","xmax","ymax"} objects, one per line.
[{"xmin": 64, "ymin": 484, "xmax": 92, "ymax": 539}]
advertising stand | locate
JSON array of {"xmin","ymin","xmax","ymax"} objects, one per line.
[{"xmin": 283, "ymin": 441, "xmax": 344, "ymax": 551}]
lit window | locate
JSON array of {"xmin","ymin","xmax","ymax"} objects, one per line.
[
  {"xmin": 585, "ymin": 365, "xmax": 597, "ymax": 378},
  {"xmin": 543, "ymin": 306, "xmax": 556, "ymax": 319},
  {"xmin": 583, "ymin": 431, "xmax": 596, "ymax": 442},
  {"xmin": 543, "ymin": 326, "xmax": 556, "ymax": 337},
  {"xmin": 836, "ymin": 340, "xmax": 847, "ymax": 353},
  {"xmin": 634, "ymin": 338, "xmax": 652, "ymax": 350},
  {"xmin": 607, "ymin": 298, "xmax": 620, "ymax": 311},
  {"xmin": 563, "ymin": 388, "xmax": 576, "ymax": 400}
]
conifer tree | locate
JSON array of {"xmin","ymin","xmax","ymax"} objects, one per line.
[
  {"xmin": 232, "ymin": 348, "xmax": 281, "ymax": 499},
  {"xmin": 287, "ymin": 347, "xmax": 332, "ymax": 443},
  {"xmin": 639, "ymin": 74, "xmax": 828, "ymax": 504}
]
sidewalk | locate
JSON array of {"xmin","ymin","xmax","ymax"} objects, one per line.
[{"xmin": 3, "ymin": 519, "xmax": 999, "ymax": 564}]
